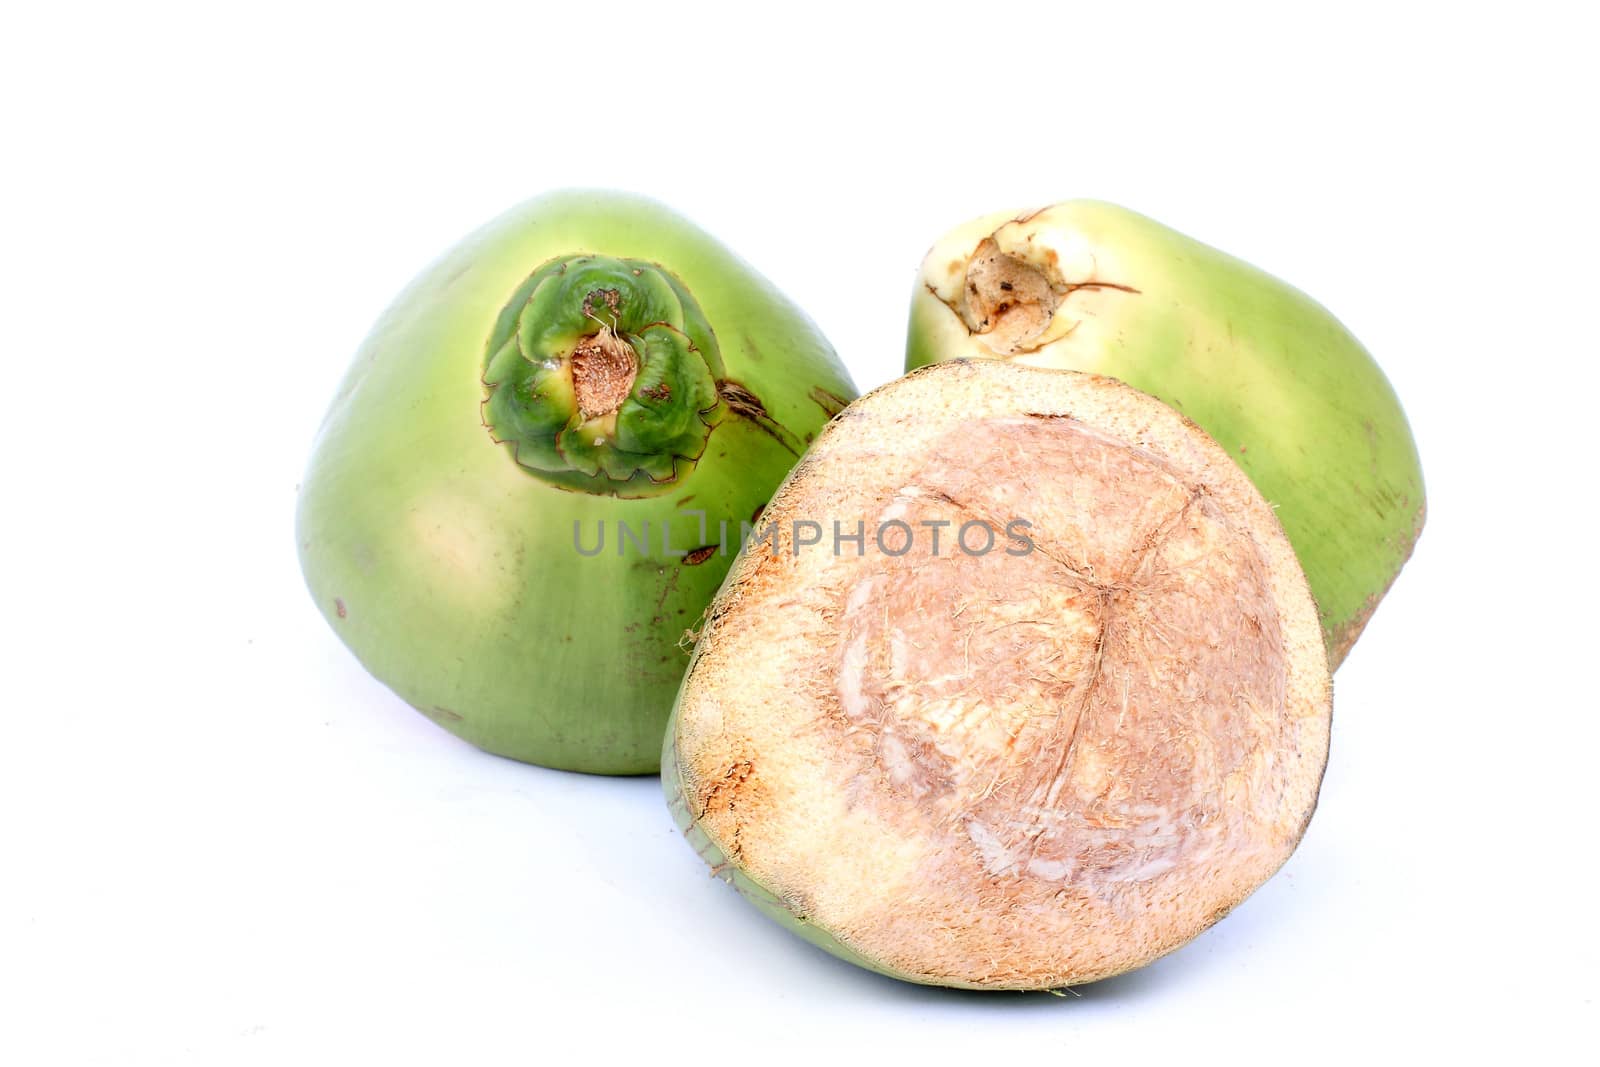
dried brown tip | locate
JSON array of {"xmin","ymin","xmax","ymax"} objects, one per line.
[{"xmin": 957, "ymin": 238, "xmax": 1060, "ymax": 353}]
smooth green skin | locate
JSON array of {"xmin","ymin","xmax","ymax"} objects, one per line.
[
  {"xmin": 907, "ymin": 201, "xmax": 1425, "ymax": 665},
  {"xmin": 298, "ymin": 190, "xmax": 855, "ymax": 774}
]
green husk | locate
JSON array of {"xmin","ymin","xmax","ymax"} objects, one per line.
[
  {"xmin": 906, "ymin": 200, "xmax": 1424, "ymax": 665},
  {"xmin": 298, "ymin": 190, "xmax": 854, "ymax": 773}
]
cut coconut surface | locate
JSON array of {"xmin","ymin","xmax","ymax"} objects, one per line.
[{"xmin": 664, "ymin": 360, "xmax": 1332, "ymax": 990}]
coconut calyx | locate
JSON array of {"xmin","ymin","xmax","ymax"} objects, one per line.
[
  {"xmin": 665, "ymin": 360, "xmax": 1332, "ymax": 990},
  {"xmin": 481, "ymin": 253, "xmax": 726, "ymax": 497}
]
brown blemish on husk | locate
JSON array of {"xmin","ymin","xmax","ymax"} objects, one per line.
[
  {"xmin": 1325, "ymin": 497, "xmax": 1426, "ymax": 667},
  {"xmin": 809, "ymin": 386, "xmax": 851, "ymax": 419},
  {"xmin": 699, "ymin": 760, "xmax": 757, "ymax": 860},
  {"xmin": 720, "ymin": 381, "xmax": 802, "ymax": 456},
  {"xmin": 580, "ymin": 286, "xmax": 622, "ymax": 321},
  {"xmin": 414, "ymin": 704, "xmax": 463, "ymax": 724}
]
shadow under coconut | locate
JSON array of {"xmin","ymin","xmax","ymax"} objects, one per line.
[{"xmin": 780, "ymin": 923, "xmax": 1222, "ymax": 1009}]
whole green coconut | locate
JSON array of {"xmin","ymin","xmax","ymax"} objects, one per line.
[
  {"xmin": 907, "ymin": 201, "xmax": 1424, "ymax": 665},
  {"xmin": 298, "ymin": 190, "xmax": 855, "ymax": 774}
]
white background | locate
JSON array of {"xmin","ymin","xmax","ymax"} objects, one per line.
[{"xmin": 5, "ymin": 2, "xmax": 1596, "ymax": 1062}]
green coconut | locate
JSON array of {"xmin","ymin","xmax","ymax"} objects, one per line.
[
  {"xmin": 298, "ymin": 190, "xmax": 855, "ymax": 774},
  {"xmin": 906, "ymin": 201, "xmax": 1424, "ymax": 665}
]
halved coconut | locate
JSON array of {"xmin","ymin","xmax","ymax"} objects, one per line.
[{"xmin": 664, "ymin": 360, "xmax": 1332, "ymax": 990}]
